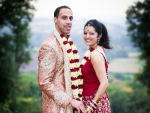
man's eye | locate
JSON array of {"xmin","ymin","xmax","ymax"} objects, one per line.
[
  {"xmin": 62, "ymin": 16, "xmax": 67, "ymax": 19},
  {"xmin": 70, "ymin": 17, "xmax": 73, "ymax": 21},
  {"xmin": 84, "ymin": 32, "xmax": 87, "ymax": 35}
]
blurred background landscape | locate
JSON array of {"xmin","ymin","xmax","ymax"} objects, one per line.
[
  {"xmin": 21, "ymin": 18, "xmax": 142, "ymax": 73},
  {"xmin": 0, "ymin": 0, "xmax": 150, "ymax": 113}
]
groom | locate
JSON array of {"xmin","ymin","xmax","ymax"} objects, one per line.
[{"xmin": 38, "ymin": 5, "xmax": 85, "ymax": 113}]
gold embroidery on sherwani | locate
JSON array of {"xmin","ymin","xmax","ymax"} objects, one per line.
[
  {"xmin": 54, "ymin": 91, "xmax": 70, "ymax": 105},
  {"xmin": 53, "ymin": 29, "xmax": 73, "ymax": 113},
  {"xmin": 38, "ymin": 29, "xmax": 73, "ymax": 113},
  {"xmin": 41, "ymin": 56, "xmax": 53, "ymax": 70},
  {"xmin": 50, "ymin": 38, "xmax": 63, "ymax": 68},
  {"xmin": 53, "ymin": 29, "xmax": 72, "ymax": 96}
]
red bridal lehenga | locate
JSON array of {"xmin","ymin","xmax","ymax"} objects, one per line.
[{"xmin": 81, "ymin": 48, "xmax": 111, "ymax": 113}]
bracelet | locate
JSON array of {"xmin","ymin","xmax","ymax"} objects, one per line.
[
  {"xmin": 92, "ymin": 100, "xmax": 98, "ymax": 106},
  {"xmin": 86, "ymin": 100, "xmax": 98, "ymax": 112},
  {"xmin": 90, "ymin": 102, "xmax": 96, "ymax": 109},
  {"xmin": 87, "ymin": 106, "xmax": 94, "ymax": 112}
]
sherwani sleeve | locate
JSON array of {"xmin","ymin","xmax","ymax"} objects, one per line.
[{"xmin": 38, "ymin": 43, "xmax": 71, "ymax": 107}]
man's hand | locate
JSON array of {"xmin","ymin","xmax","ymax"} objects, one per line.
[
  {"xmin": 70, "ymin": 99, "xmax": 85, "ymax": 113},
  {"xmin": 84, "ymin": 108, "xmax": 91, "ymax": 113}
]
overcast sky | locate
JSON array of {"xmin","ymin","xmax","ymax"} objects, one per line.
[{"xmin": 33, "ymin": 0, "xmax": 143, "ymax": 25}]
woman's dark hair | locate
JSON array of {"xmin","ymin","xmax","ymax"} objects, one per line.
[
  {"xmin": 54, "ymin": 5, "xmax": 72, "ymax": 18},
  {"xmin": 84, "ymin": 19, "xmax": 112, "ymax": 49}
]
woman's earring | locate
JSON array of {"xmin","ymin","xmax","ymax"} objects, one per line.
[{"xmin": 97, "ymin": 39, "xmax": 100, "ymax": 44}]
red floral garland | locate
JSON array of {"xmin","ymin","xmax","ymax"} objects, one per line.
[{"xmin": 60, "ymin": 34, "xmax": 82, "ymax": 100}]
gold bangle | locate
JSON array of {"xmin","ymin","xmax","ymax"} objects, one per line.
[
  {"xmin": 92, "ymin": 100, "xmax": 98, "ymax": 106},
  {"xmin": 87, "ymin": 106, "xmax": 94, "ymax": 112}
]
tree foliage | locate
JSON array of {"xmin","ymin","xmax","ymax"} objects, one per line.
[
  {"xmin": 18, "ymin": 73, "xmax": 42, "ymax": 113},
  {"xmin": 127, "ymin": 82, "xmax": 150, "ymax": 113},
  {"xmin": 108, "ymin": 79, "xmax": 150, "ymax": 113},
  {"xmin": 126, "ymin": 0, "xmax": 150, "ymax": 93},
  {"xmin": 0, "ymin": 0, "xmax": 35, "ymax": 112}
]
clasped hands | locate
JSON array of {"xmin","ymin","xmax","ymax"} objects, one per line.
[
  {"xmin": 70, "ymin": 99, "xmax": 85, "ymax": 113},
  {"xmin": 84, "ymin": 107, "xmax": 92, "ymax": 113},
  {"xmin": 70, "ymin": 99, "xmax": 92, "ymax": 113},
  {"xmin": 71, "ymin": 99, "xmax": 98, "ymax": 113}
]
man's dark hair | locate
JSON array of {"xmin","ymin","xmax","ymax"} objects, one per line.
[{"xmin": 54, "ymin": 5, "xmax": 71, "ymax": 18}]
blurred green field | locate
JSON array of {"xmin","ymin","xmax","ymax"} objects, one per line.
[{"xmin": 108, "ymin": 52, "xmax": 144, "ymax": 73}]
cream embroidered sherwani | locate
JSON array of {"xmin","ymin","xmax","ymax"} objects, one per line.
[{"xmin": 38, "ymin": 29, "xmax": 73, "ymax": 113}]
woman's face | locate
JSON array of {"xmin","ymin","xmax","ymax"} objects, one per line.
[{"xmin": 83, "ymin": 26, "xmax": 99, "ymax": 48}]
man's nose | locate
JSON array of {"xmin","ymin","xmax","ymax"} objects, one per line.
[{"xmin": 66, "ymin": 18, "xmax": 72, "ymax": 23}]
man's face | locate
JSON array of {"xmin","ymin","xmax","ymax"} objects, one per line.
[{"xmin": 54, "ymin": 8, "xmax": 73, "ymax": 36}]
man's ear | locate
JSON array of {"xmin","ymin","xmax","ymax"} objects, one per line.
[{"xmin": 53, "ymin": 17, "xmax": 57, "ymax": 23}]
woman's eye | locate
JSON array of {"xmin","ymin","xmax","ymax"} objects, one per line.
[{"xmin": 90, "ymin": 33, "xmax": 94, "ymax": 35}]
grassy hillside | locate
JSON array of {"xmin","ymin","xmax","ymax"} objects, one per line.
[{"xmin": 108, "ymin": 52, "xmax": 144, "ymax": 73}]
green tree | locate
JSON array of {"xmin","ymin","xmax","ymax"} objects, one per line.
[
  {"xmin": 0, "ymin": 0, "xmax": 35, "ymax": 112},
  {"xmin": 126, "ymin": 0, "xmax": 150, "ymax": 93},
  {"xmin": 127, "ymin": 81, "xmax": 150, "ymax": 113},
  {"xmin": 18, "ymin": 73, "xmax": 42, "ymax": 113},
  {"xmin": 108, "ymin": 85, "xmax": 130, "ymax": 113}
]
